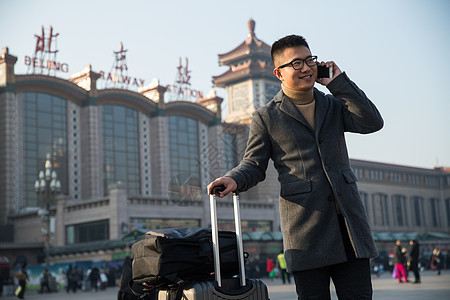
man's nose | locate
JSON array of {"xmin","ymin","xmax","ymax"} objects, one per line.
[{"xmin": 300, "ymin": 63, "xmax": 313, "ymax": 72}]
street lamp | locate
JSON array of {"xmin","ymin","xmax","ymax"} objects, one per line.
[{"xmin": 34, "ymin": 158, "xmax": 61, "ymax": 270}]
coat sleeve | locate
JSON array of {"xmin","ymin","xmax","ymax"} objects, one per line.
[
  {"xmin": 327, "ymin": 72, "xmax": 384, "ymax": 134},
  {"xmin": 224, "ymin": 111, "xmax": 272, "ymax": 193}
]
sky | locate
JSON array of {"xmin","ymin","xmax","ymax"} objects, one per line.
[{"xmin": 1, "ymin": 0, "xmax": 449, "ymax": 170}]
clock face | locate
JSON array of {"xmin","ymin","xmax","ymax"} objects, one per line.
[{"xmin": 231, "ymin": 85, "xmax": 249, "ymax": 111}]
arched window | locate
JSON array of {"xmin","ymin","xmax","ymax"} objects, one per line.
[
  {"xmin": 22, "ymin": 92, "xmax": 68, "ymax": 206},
  {"xmin": 392, "ymin": 194, "xmax": 408, "ymax": 227},
  {"xmin": 359, "ymin": 191, "xmax": 370, "ymax": 223},
  {"xmin": 429, "ymin": 198, "xmax": 441, "ymax": 228},
  {"xmin": 168, "ymin": 116, "xmax": 201, "ymax": 200},
  {"xmin": 411, "ymin": 196, "xmax": 424, "ymax": 227},
  {"xmin": 372, "ymin": 193, "xmax": 389, "ymax": 226},
  {"xmin": 223, "ymin": 132, "xmax": 238, "ymax": 172},
  {"xmin": 101, "ymin": 105, "xmax": 140, "ymax": 196},
  {"xmin": 445, "ymin": 198, "xmax": 450, "ymax": 227}
]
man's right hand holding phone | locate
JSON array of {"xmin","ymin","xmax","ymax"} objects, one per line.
[{"xmin": 316, "ymin": 61, "xmax": 341, "ymax": 86}]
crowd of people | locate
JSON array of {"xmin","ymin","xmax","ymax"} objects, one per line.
[
  {"xmin": 63, "ymin": 264, "xmax": 119, "ymax": 293},
  {"xmin": 249, "ymin": 252, "xmax": 293, "ymax": 284},
  {"xmin": 392, "ymin": 240, "xmax": 445, "ymax": 284},
  {"xmin": 9, "ymin": 262, "xmax": 124, "ymax": 298}
]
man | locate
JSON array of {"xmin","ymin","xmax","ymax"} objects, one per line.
[
  {"xmin": 39, "ymin": 268, "xmax": 51, "ymax": 293},
  {"xmin": 208, "ymin": 34, "xmax": 383, "ymax": 299},
  {"xmin": 393, "ymin": 240, "xmax": 408, "ymax": 283},
  {"xmin": 408, "ymin": 240, "xmax": 420, "ymax": 283}
]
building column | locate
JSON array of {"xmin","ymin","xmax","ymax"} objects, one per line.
[
  {"xmin": 108, "ymin": 182, "xmax": 128, "ymax": 240},
  {"xmin": 54, "ymin": 195, "xmax": 69, "ymax": 247},
  {"xmin": 70, "ymin": 66, "xmax": 103, "ymax": 199},
  {"xmin": 0, "ymin": 48, "xmax": 18, "ymax": 223},
  {"xmin": 150, "ymin": 115, "xmax": 169, "ymax": 197},
  {"xmin": 139, "ymin": 79, "xmax": 169, "ymax": 198}
]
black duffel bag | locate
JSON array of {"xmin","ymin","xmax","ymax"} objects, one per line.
[{"xmin": 131, "ymin": 227, "xmax": 241, "ymax": 291}]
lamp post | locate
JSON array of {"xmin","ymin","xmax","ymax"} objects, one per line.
[{"xmin": 35, "ymin": 158, "xmax": 61, "ymax": 270}]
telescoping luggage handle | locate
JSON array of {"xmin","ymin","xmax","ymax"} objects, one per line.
[{"xmin": 209, "ymin": 185, "xmax": 246, "ymax": 288}]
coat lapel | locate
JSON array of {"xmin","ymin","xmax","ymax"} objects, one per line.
[
  {"xmin": 278, "ymin": 93, "xmax": 313, "ymax": 131},
  {"xmin": 313, "ymin": 88, "xmax": 330, "ymax": 137},
  {"xmin": 276, "ymin": 88, "xmax": 330, "ymax": 134}
]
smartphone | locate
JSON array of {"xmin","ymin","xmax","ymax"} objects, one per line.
[{"xmin": 317, "ymin": 65, "xmax": 333, "ymax": 78}]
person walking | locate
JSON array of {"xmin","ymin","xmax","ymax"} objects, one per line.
[
  {"xmin": 15, "ymin": 264, "xmax": 29, "ymax": 299},
  {"xmin": 393, "ymin": 240, "xmax": 408, "ymax": 283},
  {"xmin": 408, "ymin": 240, "xmax": 420, "ymax": 283},
  {"xmin": 89, "ymin": 267, "xmax": 101, "ymax": 292},
  {"xmin": 266, "ymin": 257, "xmax": 275, "ymax": 280},
  {"xmin": 431, "ymin": 248, "xmax": 443, "ymax": 275},
  {"xmin": 277, "ymin": 252, "xmax": 291, "ymax": 284},
  {"xmin": 208, "ymin": 34, "xmax": 383, "ymax": 299},
  {"xmin": 38, "ymin": 268, "xmax": 51, "ymax": 293}
]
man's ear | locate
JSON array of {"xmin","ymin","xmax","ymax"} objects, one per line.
[{"xmin": 273, "ymin": 68, "xmax": 283, "ymax": 81}]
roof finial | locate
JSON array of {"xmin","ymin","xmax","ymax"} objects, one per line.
[{"xmin": 248, "ymin": 19, "xmax": 255, "ymax": 37}]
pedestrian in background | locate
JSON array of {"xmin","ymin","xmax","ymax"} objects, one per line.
[
  {"xmin": 266, "ymin": 257, "xmax": 275, "ymax": 280},
  {"xmin": 89, "ymin": 267, "xmax": 101, "ymax": 292},
  {"xmin": 431, "ymin": 248, "xmax": 443, "ymax": 275},
  {"xmin": 38, "ymin": 268, "xmax": 51, "ymax": 293},
  {"xmin": 393, "ymin": 240, "xmax": 408, "ymax": 283},
  {"xmin": 408, "ymin": 240, "xmax": 421, "ymax": 283},
  {"xmin": 15, "ymin": 263, "xmax": 28, "ymax": 299},
  {"xmin": 277, "ymin": 251, "xmax": 291, "ymax": 284}
]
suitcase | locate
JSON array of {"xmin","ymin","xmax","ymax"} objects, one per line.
[{"xmin": 157, "ymin": 186, "xmax": 269, "ymax": 300}]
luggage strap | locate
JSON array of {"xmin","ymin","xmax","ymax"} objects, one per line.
[{"xmin": 129, "ymin": 274, "xmax": 187, "ymax": 300}]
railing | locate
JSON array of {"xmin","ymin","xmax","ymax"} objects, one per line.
[
  {"xmin": 65, "ymin": 198, "xmax": 110, "ymax": 212},
  {"xmin": 127, "ymin": 196, "xmax": 275, "ymax": 210}
]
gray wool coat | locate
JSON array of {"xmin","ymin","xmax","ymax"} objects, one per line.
[{"xmin": 225, "ymin": 72, "xmax": 383, "ymax": 272}]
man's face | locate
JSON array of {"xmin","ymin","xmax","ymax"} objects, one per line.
[{"xmin": 273, "ymin": 46, "xmax": 317, "ymax": 91}]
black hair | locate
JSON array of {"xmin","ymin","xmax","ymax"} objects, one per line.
[{"xmin": 271, "ymin": 35, "xmax": 310, "ymax": 65}]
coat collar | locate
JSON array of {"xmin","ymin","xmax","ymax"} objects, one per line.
[{"xmin": 274, "ymin": 88, "xmax": 330, "ymax": 135}]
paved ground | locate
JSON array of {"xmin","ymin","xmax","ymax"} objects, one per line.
[{"xmin": 2, "ymin": 270, "xmax": 449, "ymax": 299}]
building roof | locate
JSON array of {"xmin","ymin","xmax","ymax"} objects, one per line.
[
  {"xmin": 216, "ymin": 19, "xmax": 271, "ymax": 66},
  {"xmin": 212, "ymin": 19, "xmax": 275, "ymax": 88}
]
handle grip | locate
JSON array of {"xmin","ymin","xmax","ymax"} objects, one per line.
[
  {"xmin": 210, "ymin": 184, "xmax": 238, "ymax": 196},
  {"xmin": 210, "ymin": 185, "xmax": 226, "ymax": 195}
]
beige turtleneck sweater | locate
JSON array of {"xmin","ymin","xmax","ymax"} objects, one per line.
[{"xmin": 281, "ymin": 84, "xmax": 315, "ymax": 129}]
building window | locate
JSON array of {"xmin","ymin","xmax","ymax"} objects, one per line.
[
  {"xmin": 102, "ymin": 105, "xmax": 140, "ymax": 196},
  {"xmin": 223, "ymin": 132, "xmax": 238, "ymax": 172},
  {"xmin": 66, "ymin": 219, "xmax": 109, "ymax": 244},
  {"xmin": 372, "ymin": 193, "xmax": 389, "ymax": 226},
  {"xmin": 392, "ymin": 194, "xmax": 408, "ymax": 227},
  {"xmin": 22, "ymin": 92, "xmax": 68, "ymax": 207},
  {"xmin": 353, "ymin": 167, "xmax": 364, "ymax": 180},
  {"xmin": 168, "ymin": 116, "xmax": 201, "ymax": 197},
  {"xmin": 359, "ymin": 191, "xmax": 370, "ymax": 222},
  {"xmin": 411, "ymin": 196, "xmax": 424, "ymax": 227},
  {"xmin": 445, "ymin": 198, "xmax": 450, "ymax": 227},
  {"xmin": 429, "ymin": 198, "xmax": 441, "ymax": 228}
]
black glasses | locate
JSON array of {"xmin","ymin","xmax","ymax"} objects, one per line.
[{"xmin": 277, "ymin": 56, "xmax": 318, "ymax": 70}]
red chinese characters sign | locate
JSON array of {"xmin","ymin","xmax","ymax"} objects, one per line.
[
  {"xmin": 166, "ymin": 57, "xmax": 203, "ymax": 99},
  {"xmin": 24, "ymin": 26, "xmax": 69, "ymax": 73},
  {"xmin": 98, "ymin": 42, "xmax": 145, "ymax": 88}
]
